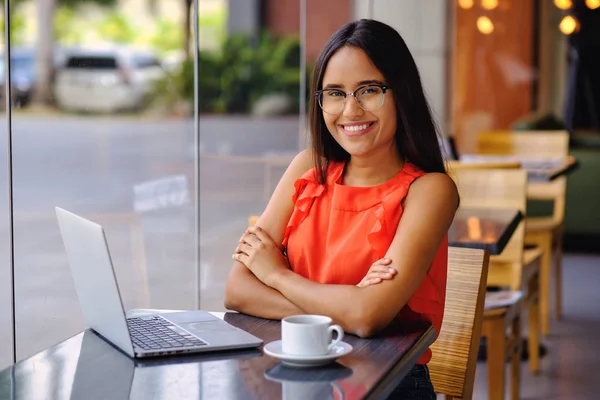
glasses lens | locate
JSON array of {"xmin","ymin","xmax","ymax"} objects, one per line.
[
  {"xmin": 319, "ymin": 90, "xmax": 345, "ymax": 114},
  {"xmin": 356, "ymin": 86, "xmax": 384, "ymax": 111}
]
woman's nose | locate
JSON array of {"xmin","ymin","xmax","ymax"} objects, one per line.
[{"xmin": 342, "ymin": 94, "xmax": 364, "ymax": 118}]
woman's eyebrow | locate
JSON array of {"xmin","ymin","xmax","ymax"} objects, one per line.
[
  {"xmin": 357, "ymin": 79, "xmax": 386, "ymax": 86},
  {"xmin": 322, "ymin": 79, "xmax": 386, "ymax": 90}
]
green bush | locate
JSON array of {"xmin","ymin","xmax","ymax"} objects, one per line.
[
  {"xmin": 204, "ymin": 31, "xmax": 302, "ymax": 114},
  {"xmin": 153, "ymin": 31, "xmax": 309, "ymax": 115},
  {"xmin": 150, "ymin": 57, "xmax": 194, "ymax": 114}
]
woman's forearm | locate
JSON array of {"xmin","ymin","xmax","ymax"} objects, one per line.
[
  {"xmin": 223, "ymin": 262, "xmax": 305, "ymax": 320},
  {"xmin": 270, "ymin": 269, "xmax": 381, "ymax": 337}
]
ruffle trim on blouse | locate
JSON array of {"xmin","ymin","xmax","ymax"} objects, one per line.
[
  {"xmin": 282, "ymin": 173, "xmax": 325, "ymax": 248},
  {"xmin": 366, "ymin": 162, "xmax": 425, "ymax": 255},
  {"xmin": 406, "ymin": 235, "xmax": 448, "ymax": 327},
  {"xmin": 406, "ymin": 273, "xmax": 445, "ymax": 317}
]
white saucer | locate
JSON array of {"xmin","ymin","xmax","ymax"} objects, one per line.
[{"xmin": 263, "ymin": 340, "xmax": 353, "ymax": 368}]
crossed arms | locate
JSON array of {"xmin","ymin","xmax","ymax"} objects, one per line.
[{"xmin": 224, "ymin": 151, "xmax": 458, "ymax": 338}]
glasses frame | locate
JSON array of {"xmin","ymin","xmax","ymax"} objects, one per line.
[{"xmin": 314, "ymin": 84, "xmax": 389, "ymax": 115}]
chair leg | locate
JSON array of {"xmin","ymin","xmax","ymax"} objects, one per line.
[
  {"xmin": 555, "ymin": 231, "xmax": 564, "ymax": 319},
  {"xmin": 527, "ymin": 295, "xmax": 540, "ymax": 373},
  {"xmin": 511, "ymin": 315, "xmax": 522, "ymax": 400},
  {"xmin": 485, "ymin": 317, "xmax": 506, "ymax": 400},
  {"xmin": 537, "ymin": 231, "xmax": 553, "ymax": 336}
]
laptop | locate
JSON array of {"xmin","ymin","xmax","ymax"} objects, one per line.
[{"xmin": 55, "ymin": 206, "xmax": 263, "ymax": 359}]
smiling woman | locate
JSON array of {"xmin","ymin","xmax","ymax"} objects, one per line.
[{"xmin": 224, "ymin": 19, "xmax": 458, "ymax": 399}]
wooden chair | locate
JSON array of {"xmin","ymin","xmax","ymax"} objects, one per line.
[
  {"xmin": 476, "ymin": 130, "xmax": 569, "ymax": 335},
  {"xmin": 429, "ymin": 247, "xmax": 490, "ymax": 400},
  {"xmin": 253, "ymin": 211, "xmax": 514, "ymax": 398},
  {"xmin": 450, "ymin": 169, "xmax": 542, "ymax": 398},
  {"xmin": 476, "ymin": 130, "xmax": 569, "ymax": 157},
  {"xmin": 446, "ymin": 159, "xmax": 521, "ymax": 172}
]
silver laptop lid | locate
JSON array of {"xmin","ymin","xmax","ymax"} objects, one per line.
[{"xmin": 56, "ymin": 207, "xmax": 135, "ymax": 357}]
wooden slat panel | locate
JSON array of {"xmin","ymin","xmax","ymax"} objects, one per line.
[{"xmin": 430, "ymin": 247, "xmax": 490, "ymax": 399}]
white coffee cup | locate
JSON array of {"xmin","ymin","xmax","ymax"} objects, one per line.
[{"xmin": 281, "ymin": 315, "xmax": 344, "ymax": 356}]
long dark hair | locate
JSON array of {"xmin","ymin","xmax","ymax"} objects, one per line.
[{"xmin": 309, "ymin": 19, "xmax": 446, "ymax": 183}]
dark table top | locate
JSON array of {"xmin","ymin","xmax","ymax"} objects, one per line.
[
  {"xmin": 449, "ymin": 207, "xmax": 523, "ymax": 255},
  {"xmin": 0, "ymin": 312, "xmax": 435, "ymax": 400},
  {"xmin": 459, "ymin": 155, "xmax": 579, "ymax": 182}
]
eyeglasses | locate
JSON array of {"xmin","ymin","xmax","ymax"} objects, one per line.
[{"xmin": 315, "ymin": 84, "xmax": 389, "ymax": 115}]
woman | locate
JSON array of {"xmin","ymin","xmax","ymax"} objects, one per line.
[{"xmin": 224, "ymin": 19, "xmax": 458, "ymax": 398}]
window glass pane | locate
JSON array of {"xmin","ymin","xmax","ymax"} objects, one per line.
[
  {"xmin": 0, "ymin": 3, "xmax": 12, "ymax": 370},
  {"xmin": 198, "ymin": 0, "xmax": 301, "ymax": 310},
  {"xmin": 12, "ymin": 0, "xmax": 198, "ymax": 361},
  {"xmin": 452, "ymin": 0, "xmax": 538, "ymax": 152}
]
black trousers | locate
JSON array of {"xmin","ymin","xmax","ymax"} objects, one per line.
[{"xmin": 386, "ymin": 364, "xmax": 436, "ymax": 399}]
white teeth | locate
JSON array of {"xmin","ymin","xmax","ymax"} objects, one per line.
[{"xmin": 343, "ymin": 123, "xmax": 371, "ymax": 132}]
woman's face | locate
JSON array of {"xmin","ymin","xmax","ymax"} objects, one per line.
[{"xmin": 320, "ymin": 46, "xmax": 397, "ymax": 158}]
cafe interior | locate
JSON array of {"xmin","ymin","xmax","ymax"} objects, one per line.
[{"xmin": 1, "ymin": 0, "xmax": 599, "ymax": 399}]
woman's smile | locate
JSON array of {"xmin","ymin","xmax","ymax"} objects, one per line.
[{"xmin": 338, "ymin": 121, "xmax": 377, "ymax": 137}]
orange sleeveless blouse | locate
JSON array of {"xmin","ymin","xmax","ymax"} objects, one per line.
[{"xmin": 282, "ymin": 160, "xmax": 447, "ymax": 364}]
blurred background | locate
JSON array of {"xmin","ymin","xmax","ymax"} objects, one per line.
[{"xmin": 0, "ymin": 0, "xmax": 599, "ymax": 388}]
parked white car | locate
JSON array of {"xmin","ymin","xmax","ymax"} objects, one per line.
[{"xmin": 54, "ymin": 47, "xmax": 165, "ymax": 113}]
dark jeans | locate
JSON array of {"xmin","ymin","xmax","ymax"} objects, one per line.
[{"xmin": 386, "ymin": 364, "xmax": 436, "ymax": 399}]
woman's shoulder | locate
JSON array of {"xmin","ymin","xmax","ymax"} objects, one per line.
[
  {"xmin": 410, "ymin": 172, "xmax": 457, "ymax": 194},
  {"xmin": 405, "ymin": 171, "xmax": 459, "ymax": 210},
  {"xmin": 287, "ymin": 150, "xmax": 343, "ymax": 184},
  {"xmin": 287, "ymin": 149, "xmax": 317, "ymax": 181}
]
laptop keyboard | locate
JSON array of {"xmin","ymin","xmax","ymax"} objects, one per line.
[{"xmin": 127, "ymin": 316, "xmax": 207, "ymax": 351}]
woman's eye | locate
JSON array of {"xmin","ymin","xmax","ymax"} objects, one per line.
[
  {"xmin": 362, "ymin": 87, "xmax": 379, "ymax": 94},
  {"xmin": 327, "ymin": 90, "xmax": 344, "ymax": 97}
]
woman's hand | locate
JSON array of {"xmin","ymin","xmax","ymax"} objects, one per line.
[
  {"xmin": 356, "ymin": 258, "xmax": 397, "ymax": 288},
  {"xmin": 233, "ymin": 226, "xmax": 290, "ymax": 287}
]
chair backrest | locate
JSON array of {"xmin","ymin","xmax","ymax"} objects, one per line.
[
  {"xmin": 476, "ymin": 130, "xmax": 568, "ymax": 222},
  {"xmin": 476, "ymin": 130, "xmax": 569, "ymax": 158},
  {"xmin": 429, "ymin": 246, "xmax": 489, "ymax": 399},
  {"xmin": 449, "ymin": 169, "xmax": 528, "ymax": 288},
  {"xmin": 446, "ymin": 159, "xmax": 521, "ymax": 173}
]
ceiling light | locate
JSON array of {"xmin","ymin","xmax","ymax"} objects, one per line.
[
  {"xmin": 481, "ymin": 0, "xmax": 499, "ymax": 10},
  {"xmin": 458, "ymin": 0, "xmax": 475, "ymax": 9},
  {"xmin": 554, "ymin": 0, "xmax": 573, "ymax": 10},
  {"xmin": 586, "ymin": 0, "xmax": 600, "ymax": 9},
  {"xmin": 559, "ymin": 15, "xmax": 580, "ymax": 35},
  {"xmin": 477, "ymin": 16, "xmax": 495, "ymax": 34}
]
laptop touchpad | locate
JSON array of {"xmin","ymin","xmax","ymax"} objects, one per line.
[{"xmin": 181, "ymin": 321, "xmax": 238, "ymax": 336}]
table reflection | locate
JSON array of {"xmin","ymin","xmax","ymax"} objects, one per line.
[
  {"xmin": 264, "ymin": 364, "xmax": 352, "ymax": 400},
  {"xmin": 449, "ymin": 207, "xmax": 523, "ymax": 254}
]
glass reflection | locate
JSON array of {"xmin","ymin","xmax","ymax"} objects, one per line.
[
  {"xmin": 10, "ymin": 0, "xmax": 198, "ymax": 360},
  {"xmin": 198, "ymin": 0, "xmax": 302, "ymax": 310},
  {"xmin": 264, "ymin": 364, "xmax": 351, "ymax": 400},
  {"xmin": 0, "ymin": 0, "xmax": 11, "ymax": 370}
]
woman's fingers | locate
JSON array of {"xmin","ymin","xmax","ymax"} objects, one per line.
[
  {"xmin": 357, "ymin": 278, "xmax": 383, "ymax": 288},
  {"xmin": 235, "ymin": 243, "xmax": 252, "ymax": 256},
  {"xmin": 371, "ymin": 258, "xmax": 392, "ymax": 266},
  {"xmin": 240, "ymin": 232, "xmax": 262, "ymax": 248},
  {"xmin": 369, "ymin": 265, "xmax": 396, "ymax": 277},
  {"xmin": 232, "ymin": 252, "xmax": 250, "ymax": 266},
  {"xmin": 366, "ymin": 271, "xmax": 394, "ymax": 280},
  {"xmin": 247, "ymin": 226, "xmax": 273, "ymax": 244}
]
